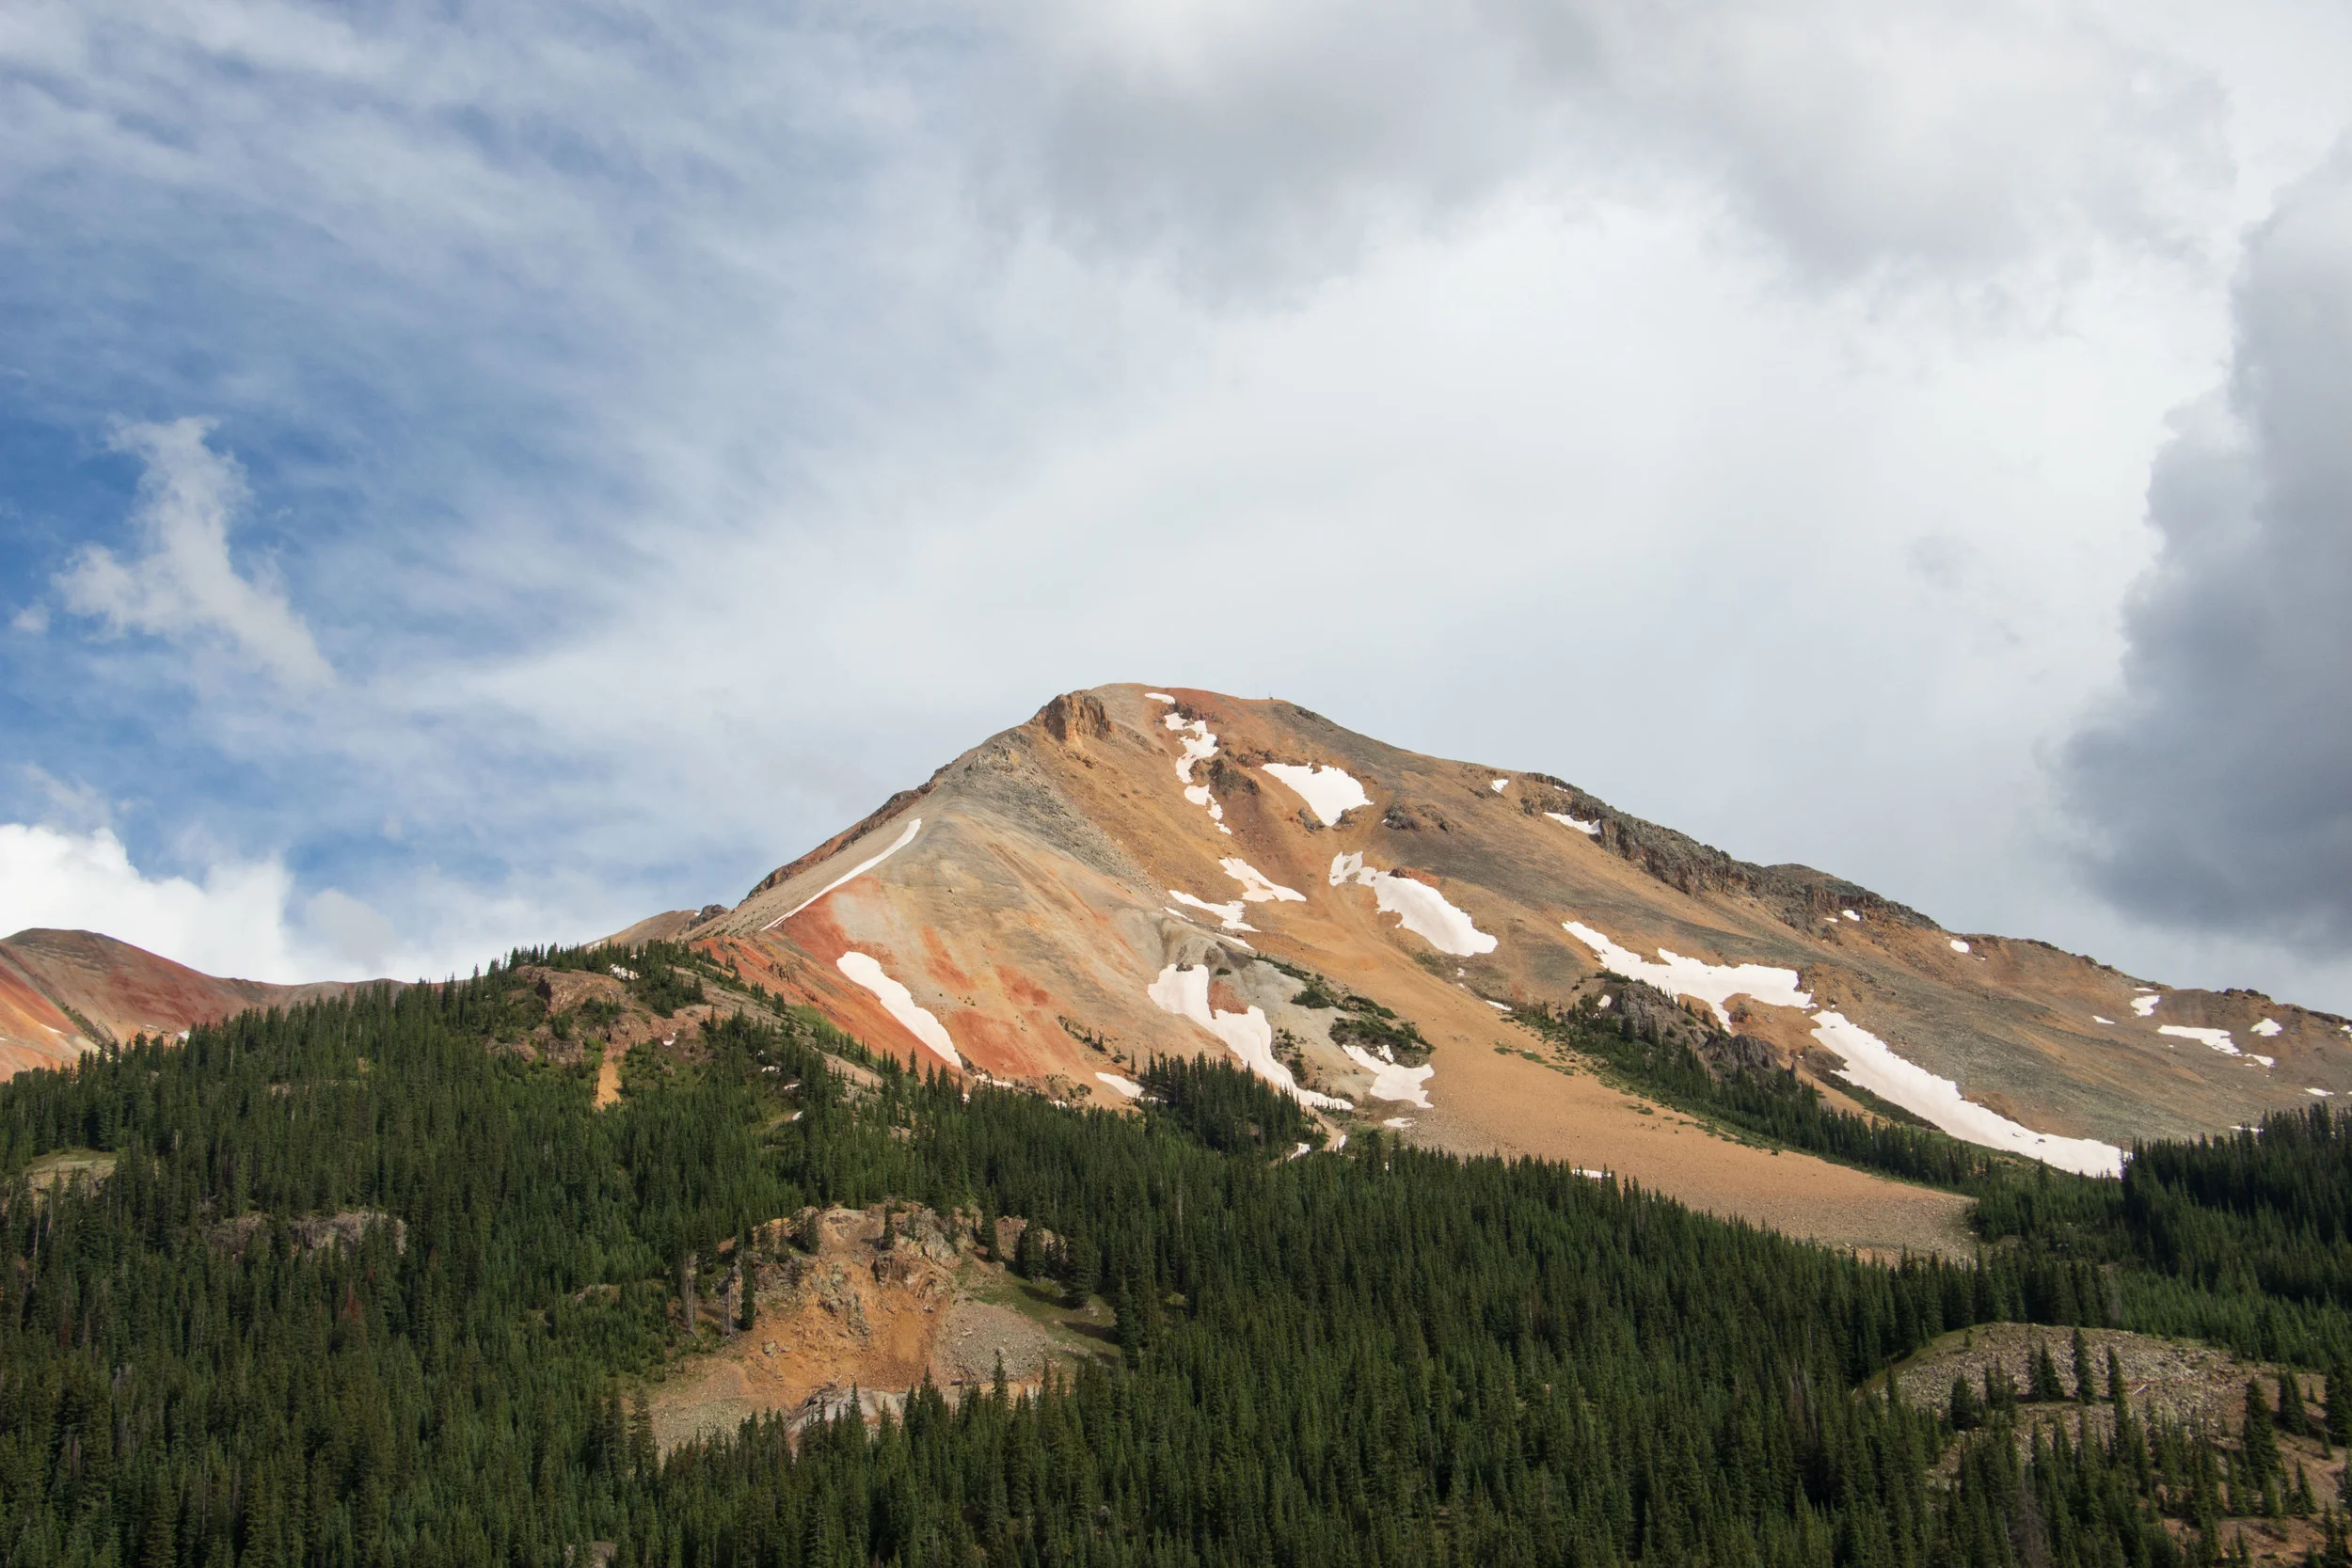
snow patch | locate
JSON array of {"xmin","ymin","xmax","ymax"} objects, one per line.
[
  {"xmin": 1560, "ymin": 921, "xmax": 1810, "ymax": 1028},
  {"xmin": 1383, "ymin": 1117, "xmax": 1415, "ymax": 1129},
  {"xmin": 1842, "ymin": 910, "xmax": 1861, "ymax": 923},
  {"xmin": 1094, "ymin": 1072, "xmax": 1143, "ymax": 1100},
  {"xmin": 1574, "ymin": 1168, "xmax": 1607, "ymax": 1180},
  {"xmin": 835, "ymin": 952, "xmax": 961, "ymax": 1069},
  {"xmin": 2094, "ymin": 1016, "xmax": 2116, "ymax": 1026},
  {"xmin": 1145, "ymin": 692, "xmax": 1175, "ymax": 703},
  {"xmin": 1162, "ymin": 715, "xmax": 1233, "ymax": 834},
  {"xmin": 1486, "ymin": 1000, "xmax": 1512, "ymax": 1012},
  {"xmin": 2159, "ymin": 1025, "xmax": 2238, "ymax": 1055},
  {"xmin": 1331, "ymin": 852, "xmax": 1498, "ymax": 956},
  {"xmin": 1342, "ymin": 1043, "xmax": 1435, "ymax": 1107},
  {"xmin": 1221, "ymin": 858, "xmax": 1304, "ymax": 903},
  {"xmin": 1546, "ymin": 812, "xmax": 1601, "ymax": 837},
  {"xmin": 1168, "ymin": 890, "xmax": 1254, "ymax": 931},
  {"xmin": 2311, "ymin": 1088, "xmax": 2336, "ymax": 1098},
  {"xmin": 1145, "ymin": 963, "xmax": 1350, "ymax": 1111},
  {"xmin": 1811, "ymin": 1011, "xmax": 2123, "ymax": 1177},
  {"xmin": 2131, "ymin": 993, "xmax": 2162, "ymax": 1017},
  {"xmin": 1490, "ymin": 778, "xmax": 1509, "ymax": 792},
  {"xmin": 2251, "ymin": 1054, "xmax": 2275, "ymax": 1069},
  {"xmin": 1564, "ymin": 914, "xmax": 2122, "ymax": 1176},
  {"xmin": 771, "ymin": 817, "xmax": 925, "ymax": 927},
  {"xmin": 1949, "ymin": 940, "xmax": 1971, "ymax": 954},
  {"xmin": 2252, "ymin": 1018, "xmax": 2282, "ymax": 1037},
  {"xmin": 1263, "ymin": 764, "xmax": 1372, "ymax": 825}
]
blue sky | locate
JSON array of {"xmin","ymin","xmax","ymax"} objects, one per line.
[{"xmin": 5, "ymin": 2, "xmax": 2352, "ymax": 1007}]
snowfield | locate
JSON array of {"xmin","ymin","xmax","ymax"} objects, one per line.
[
  {"xmin": 1949, "ymin": 940, "xmax": 1971, "ymax": 954},
  {"xmin": 1491, "ymin": 778, "xmax": 1509, "ymax": 792},
  {"xmin": 1094, "ymin": 1072, "xmax": 1143, "ymax": 1099},
  {"xmin": 1561, "ymin": 916, "xmax": 2123, "ymax": 1176},
  {"xmin": 1559, "ymin": 921, "xmax": 1810, "ymax": 1027},
  {"xmin": 1263, "ymin": 764, "xmax": 1372, "ymax": 825},
  {"xmin": 835, "ymin": 951, "xmax": 961, "ymax": 1068},
  {"xmin": 1545, "ymin": 812, "xmax": 1601, "ymax": 836},
  {"xmin": 1146, "ymin": 963, "xmax": 1351, "ymax": 1111},
  {"xmin": 1342, "ymin": 1043, "xmax": 1435, "ymax": 1107},
  {"xmin": 1331, "ymin": 852, "xmax": 1499, "ymax": 956},
  {"xmin": 1811, "ymin": 1011, "xmax": 2122, "ymax": 1177},
  {"xmin": 2253, "ymin": 1018, "xmax": 2283, "ymax": 1037},
  {"xmin": 771, "ymin": 817, "xmax": 924, "ymax": 927},
  {"xmin": 2132, "ymin": 992, "xmax": 2162, "ymax": 1017},
  {"xmin": 1167, "ymin": 890, "xmax": 1254, "ymax": 931},
  {"xmin": 2160, "ymin": 1025, "xmax": 2239, "ymax": 1055},
  {"xmin": 1221, "ymin": 858, "xmax": 1305, "ymax": 903}
]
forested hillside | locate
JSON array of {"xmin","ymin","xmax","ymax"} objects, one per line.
[{"xmin": 4, "ymin": 947, "xmax": 2349, "ymax": 1565}]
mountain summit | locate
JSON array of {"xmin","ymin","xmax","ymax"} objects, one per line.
[{"xmin": 10, "ymin": 683, "xmax": 2344, "ymax": 1251}]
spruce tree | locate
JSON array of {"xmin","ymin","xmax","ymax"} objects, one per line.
[
  {"xmin": 2280, "ymin": 1370, "xmax": 2310, "ymax": 1437},
  {"xmin": 2072, "ymin": 1327, "xmax": 2095, "ymax": 1403},
  {"xmin": 2330, "ymin": 1354, "xmax": 2352, "ymax": 1449},
  {"xmin": 2243, "ymin": 1378, "xmax": 2280, "ymax": 1486},
  {"xmin": 2032, "ymin": 1340, "xmax": 2066, "ymax": 1402},
  {"xmin": 1948, "ymin": 1374, "xmax": 1983, "ymax": 1432}
]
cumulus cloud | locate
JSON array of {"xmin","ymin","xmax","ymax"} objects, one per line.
[
  {"xmin": 2061, "ymin": 144, "xmax": 2352, "ymax": 945},
  {"xmin": 0, "ymin": 817, "xmax": 580, "ymax": 982},
  {"xmin": 54, "ymin": 419, "xmax": 332, "ymax": 687},
  {"xmin": 0, "ymin": 820, "xmax": 308, "ymax": 980}
]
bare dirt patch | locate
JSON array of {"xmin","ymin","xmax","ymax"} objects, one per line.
[{"xmin": 647, "ymin": 1204, "xmax": 1113, "ymax": 1453}]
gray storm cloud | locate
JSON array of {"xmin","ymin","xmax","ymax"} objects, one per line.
[{"xmin": 2062, "ymin": 145, "xmax": 2352, "ymax": 946}]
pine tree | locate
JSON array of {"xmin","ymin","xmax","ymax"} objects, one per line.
[
  {"xmin": 2072, "ymin": 1328, "xmax": 2095, "ymax": 1403},
  {"xmin": 2279, "ymin": 1370, "xmax": 2310, "ymax": 1437},
  {"xmin": 2330, "ymin": 1354, "xmax": 2352, "ymax": 1449},
  {"xmin": 629, "ymin": 1390, "xmax": 656, "ymax": 1481},
  {"xmin": 2032, "ymin": 1340, "xmax": 2066, "ymax": 1402},
  {"xmin": 1948, "ymin": 1374, "xmax": 1983, "ymax": 1432},
  {"xmin": 2242, "ymin": 1378, "xmax": 2279, "ymax": 1486}
]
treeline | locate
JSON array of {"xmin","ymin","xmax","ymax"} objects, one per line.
[
  {"xmin": 0, "ymin": 954, "xmax": 2327, "ymax": 1565},
  {"xmin": 1978, "ymin": 1104, "xmax": 2352, "ymax": 1370},
  {"xmin": 1517, "ymin": 997, "xmax": 2016, "ymax": 1191}
]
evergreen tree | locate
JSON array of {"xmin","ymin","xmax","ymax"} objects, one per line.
[
  {"xmin": 2072, "ymin": 1327, "xmax": 2095, "ymax": 1403},
  {"xmin": 2032, "ymin": 1339, "xmax": 2066, "ymax": 1402},
  {"xmin": 2330, "ymin": 1353, "xmax": 2352, "ymax": 1449},
  {"xmin": 1949, "ymin": 1374, "xmax": 1983, "ymax": 1431},
  {"xmin": 2242, "ymin": 1378, "xmax": 2280, "ymax": 1485},
  {"xmin": 2280, "ymin": 1369, "xmax": 2310, "ymax": 1436}
]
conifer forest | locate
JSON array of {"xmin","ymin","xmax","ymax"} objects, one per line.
[{"xmin": 7, "ymin": 945, "xmax": 2352, "ymax": 1566}]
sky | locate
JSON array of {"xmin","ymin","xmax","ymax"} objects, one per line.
[{"xmin": 3, "ymin": 2, "xmax": 2350, "ymax": 1006}]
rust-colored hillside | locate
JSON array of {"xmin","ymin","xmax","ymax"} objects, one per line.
[
  {"xmin": 0, "ymin": 928, "xmax": 365, "ymax": 1075},
  {"xmin": 658, "ymin": 684, "xmax": 2350, "ymax": 1246}
]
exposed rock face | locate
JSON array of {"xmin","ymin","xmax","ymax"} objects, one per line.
[{"xmin": 1036, "ymin": 689, "xmax": 1112, "ymax": 745}]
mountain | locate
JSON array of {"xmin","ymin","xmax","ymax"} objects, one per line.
[
  {"xmin": 12, "ymin": 682, "xmax": 2344, "ymax": 1253},
  {"xmin": 0, "ymin": 927, "xmax": 366, "ymax": 1076},
  {"xmin": 654, "ymin": 683, "xmax": 2348, "ymax": 1246}
]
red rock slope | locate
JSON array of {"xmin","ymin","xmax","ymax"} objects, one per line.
[{"xmin": 0, "ymin": 928, "xmax": 362, "ymax": 1077}]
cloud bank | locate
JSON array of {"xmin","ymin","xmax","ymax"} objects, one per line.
[
  {"xmin": 0, "ymin": 2, "xmax": 2344, "ymax": 1006},
  {"xmin": 2062, "ymin": 146, "xmax": 2352, "ymax": 948}
]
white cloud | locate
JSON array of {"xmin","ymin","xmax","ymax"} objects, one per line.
[
  {"xmin": 0, "ymin": 820, "xmax": 574, "ymax": 983},
  {"xmin": 54, "ymin": 419, "xmax": 332, "ymax": 688},
  {"xmin": 0, "ymin": 820, "xmax": 307, "ymax": 980}
]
